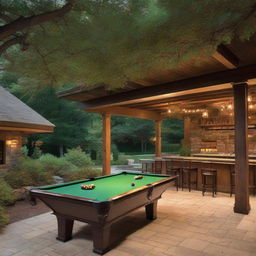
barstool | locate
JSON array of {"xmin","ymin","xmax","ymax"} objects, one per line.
[
  {"xmin": 142, "ymin": 161, "xmax": 154, "ymax": 173},
  {"xmin": 181, "ymin": 162, "xmax": 198, "ymax": 192},
  {"xmin": 165, "ymin": 160, "xmax": 181, "ymax": 191},
  {"xmin": 201, "ymin": 169, "xmax": 217, "ymax": 197},
  {"xmin": 249, "ymin": 166, "xmax": 256, "ymax": 196},
  {"xmin": 154, "ymin": 160, "xmax": 163, "ymax": 174},
  {"xmin": 229, "ymin": 165, "xmax": 235, "ymax": 197}
]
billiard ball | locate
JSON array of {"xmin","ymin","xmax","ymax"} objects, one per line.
[
  {"xmin": 81, "ymin": 184, "xmax": 95, "ymax": 190},
  {"xmin": 131, "ymin": 182, "xmax": 135, "ymax": 186},
  {"xmin": 134, "ymin": 175, "xmax": 143, "ymax": 180}
]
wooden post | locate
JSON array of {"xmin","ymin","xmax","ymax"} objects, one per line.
[
  {"xmin": 155, "ymin": 120, "xmax": 162, "ymax": 157},
  {"xmin": 102, "ymin": 113, "xmax": 111, "ymax": 175},
  {"xmin": 183, "ymin": 117, "xmax": 191, "ymax": 146},
  {"xmin": 233, "ymin": 82, "xmax": 250, "ymax": 214}
]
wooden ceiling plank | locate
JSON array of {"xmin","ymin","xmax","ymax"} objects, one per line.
[
  {"xmin": 124, "ymin": 88, "xmax": 233, "ymax": 108},
  {"xmin": 143, "ymin": 98, "xmax": 232, "ymax": 111},
  {"xmin": 81, "ymin": 106, "xmax": 162, "ymax": 120}
]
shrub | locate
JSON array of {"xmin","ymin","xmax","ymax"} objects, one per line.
[
  {"xmin": 31, "ymin": 147, "xmax": 42, "ymax": 159},
  {"xmin": 179, "ymin": 145, "xmax": 191, "ymax": 156},
  {"xmin": 0, "ymin": 179, "xmax": 16, "ymax": 206},
  {"xmin": 4, "ymin": 169, "xmax": 33, "ymax": 189},
  {"xmin": 61, "ymin": 168, "xmax": 101, "ymax": 182},
  {"xmin": 64, "ymin": 148, "xmax": 94, "ymax": 167},
  {"xmin": 0, "ymin": 206, "xmax": 9, "ymax": 230},
  {"xmin": 21, "ymin": 145, "xmax": 28, "ymax": 156},
  {"xmin": 4, "ymin": 157, "xmax": 54, "ymax": 188},
  {"xmin": 39, "ymin": 154, "xmax": 76, "ymax": 176},
  {"xmin": 112, "ymin": 154, "xmax": 129, "ymax": 165}
]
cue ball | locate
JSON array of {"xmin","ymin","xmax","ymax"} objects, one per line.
[{"xmin": 131, "ymin": 182, "xmax": 135, "ymax": 186}]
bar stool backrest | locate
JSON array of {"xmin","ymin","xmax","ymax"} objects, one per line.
[
  {"xmin": 166, "ymin": 160, "xmax": 172, "ymax": 171},
  {"xmin": 154, "ymin": 160, "xmax": 162, "ymax": 174},
  {"xmin": 142, "ymin": 161, "xmax": 154, "ymax": 173}
]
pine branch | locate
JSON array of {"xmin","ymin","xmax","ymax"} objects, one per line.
[
  {"xmin": 0, "ymin": 0, "xmax": 75, "ymax": 42},
  {"xmin": 0, "ymin": 13, "xmax": 13, "ymax": 23},
  {"xmin": 0, "ymin": 36, "xmax": 28, "ymax": 55},
  {"xmin": 33, "ymin": 44, "xmax": 57, "ymax": 84}
]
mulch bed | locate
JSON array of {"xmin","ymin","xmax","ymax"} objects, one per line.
[{"xmin": 6, "ymin": 200, "xmax": 50, "ymax": 223}]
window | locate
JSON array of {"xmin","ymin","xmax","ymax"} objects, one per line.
[{"xmin": 0, "ymin": 140, "xmax": 4, "ymax": 164}]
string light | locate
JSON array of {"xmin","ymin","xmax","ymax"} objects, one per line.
[
  {"xmin": 227, "ymin": 104, "xmax": 233, "ymax": 110},
  {"xmin": 202, "ymin": 111, "xmax": 208, "ymax": 118}
]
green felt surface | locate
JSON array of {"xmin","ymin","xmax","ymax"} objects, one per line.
[{"xmin": 41, "ymin": 173, "xmax": 166, "ymax": 201}]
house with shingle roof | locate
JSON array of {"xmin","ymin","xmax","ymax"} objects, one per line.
[{"xmin": 0, "ymin": 86, "xmax": 54, "ymax": 168}]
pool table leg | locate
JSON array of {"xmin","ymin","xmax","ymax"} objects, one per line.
[
  {"xmin": 92, "ymin": 224, "xmax": 111, "ymax": 255},
  {"xmin": 56, "ymin": 215, "xmax": 74, "ymax": 242},
  {"xmin": 145, "ymin": 200, "xmax": 158, "ymax": 220}
]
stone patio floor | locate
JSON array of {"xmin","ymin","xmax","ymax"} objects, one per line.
[{"xmin": 1, "ymin": 188, "xmax": 256, "ymax": 256}]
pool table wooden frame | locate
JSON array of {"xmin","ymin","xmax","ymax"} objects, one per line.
[{"xmin": 29, "ymin": 172, "xmax": 177, "ymax": 254}]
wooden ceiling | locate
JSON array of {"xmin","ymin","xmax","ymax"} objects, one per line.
[
  {"xmin": 123, "ymin": 86, "xmax": 256, "ymax": 112},
  {"xmin": 58, "ymin": 36, "xmax": 256, "ymax": 120}
]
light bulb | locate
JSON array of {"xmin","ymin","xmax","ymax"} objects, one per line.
[
  {"xmin": 227, "ymin": 104, "xmax": 233, "ymax": 110},
  {"xmin": 202, "ymin": 111, "xmax": 208, "ymax": 118}
]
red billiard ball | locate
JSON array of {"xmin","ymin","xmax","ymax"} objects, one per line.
[{"xmin": 131, "ymin": 182, "xmax": 135, "ymax": 186}]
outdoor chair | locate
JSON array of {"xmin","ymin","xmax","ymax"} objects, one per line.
[
  {"xmin": 154, "ymin": 160, "xmax": 163, "ymax": 174},
  {"xmin": 165, "ymin": 160, "xmax": 180, "ymax": 191},
  {"xmin": 201, "ymin": 169, "xmax": 217, "ymax": 197},
  {"xmin": 181, "ymin": 163, "xmax": 198, "ymax": 192}
]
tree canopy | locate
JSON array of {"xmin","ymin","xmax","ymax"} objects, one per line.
[
  {"xmin": 2, "ymin": 82, "xmax": 91, "ymax": 156},
  {"xmin": 1, "ymin": 0, "xmax": 256, "ymax": 89},
  {"xmin": 112, "ymin": 116, "xmax": 155, "ymax": 152}
]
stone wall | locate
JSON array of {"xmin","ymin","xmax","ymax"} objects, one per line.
[
  {"xmin": 0, "ymin": 131, "xmax": 23, "ymax": 170},
  {"xmin": 190, "ymin": 118, "xmax": 256, "ymax": 154}
]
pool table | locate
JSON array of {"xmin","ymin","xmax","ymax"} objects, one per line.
[{"xmin": 29, "ymin": 172, "xmax": 176, "ymax": 254}]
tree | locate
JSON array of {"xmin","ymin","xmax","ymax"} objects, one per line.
[
  {"xmin": 2, "ymin": 0, "xmax": 256, "ymax": 89},
  {"xmin": 162, "ymin": 118, "xmax": 183, "ymax": 152},
  {"xmin": 162, "ymin": 118, "xmax": 183, "ymax": 144},
  {"xmin": 0, "ymin": 0, "xmax": 74, "ymax": 55},
  {"xmin": 112, "ymin": 116, "xmax": 155, "ymax": 153},
  {"xmin": 6, "ymin": 85, "xmax": 91, "ymax": 156},
  {"xmin": 83, "ymin": 114, "xmax": 103, "ymax": 161}
]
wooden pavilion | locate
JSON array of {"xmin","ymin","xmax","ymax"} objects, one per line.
[
  {"xmin": 0, "ymin": 86, "xmax": 54, "ymax": 168},
  {"xmin": 59, "ymin": 37, "xmax": 256, "ymax": 215}
]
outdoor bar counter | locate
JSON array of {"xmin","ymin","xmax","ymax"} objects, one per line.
[{"xmin": 145, "ymin": 156, "xmax": 256, "ymax": 194}]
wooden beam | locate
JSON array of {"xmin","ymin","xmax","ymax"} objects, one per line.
[
  {"xmin": 82, "ymin": 64, "xmax": 256, "ymax": 109},
  {"xmin": 233, "ymin": 82, "xmax": 250, "ymax": 214},
  {"xmin": 83, "ymin": 106, "xmax": 162, "ymax": 120},
  {"xmin": 212, "ymin": 44, "xmax": 239, "ymax": 69},
  {"xmin": 129, "ymin": 86, "xmax": 256, "ymax": 111},
  {"xmin": 102, "ymin": 113, "xmax": 111, "ymax": 175},
  {"xmin": 125, "ymin": 88, "xmax": 234, "ymax": 108},
  {"xmin": 0, "ymin": 126, "xmax": 53, "ymax": 133},
  {"xmin": 155, "ymin": 120, "xmax": 162, "ymax": 157},
  {"xmin": 0, "ymin": 121, "xmax": 54, "ymax": 133}
]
